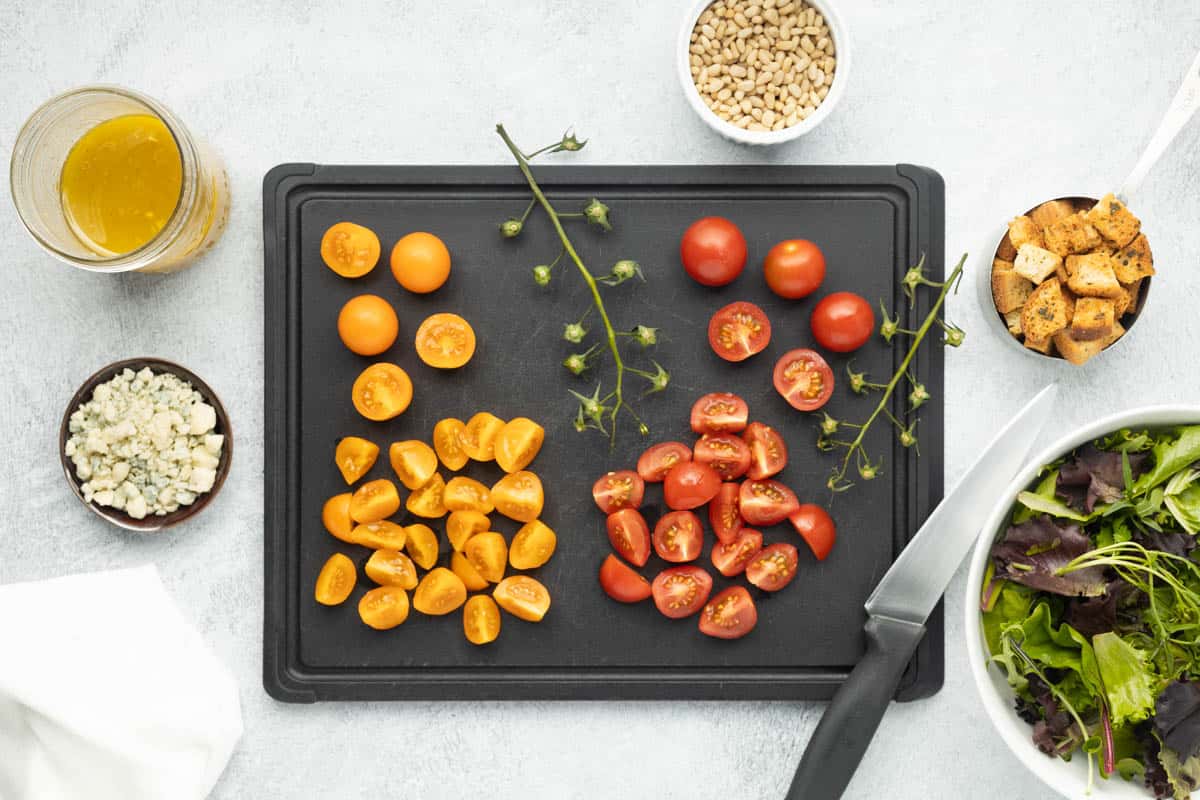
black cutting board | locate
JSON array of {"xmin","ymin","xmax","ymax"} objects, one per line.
[{"xmin": 263, "ymin": 164, "xmax": 944, "ymax": 702}]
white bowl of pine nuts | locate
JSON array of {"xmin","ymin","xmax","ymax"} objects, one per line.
[{"xmin": 679, "ymin": 0, "xmax": 847, "ymax": 145}]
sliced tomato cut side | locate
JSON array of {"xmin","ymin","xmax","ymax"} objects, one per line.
[
  {"xmin": 739, "ymin": 479, "xmax": 800, "ymax": 526},
  {"xmin": 708, "ymin": 482, "xmax": 743, "ymax": 545},
  {"xmin": 743, "ymin": 421, "xmax": 788, "ymax": 480},
  {"xmin": 772, "ymin": 349, "xmax": 834, "ymax": 412},
  {"xmin": 689, "ymin": 392, "xmax": 749, "ymax": 434},
  {"xmin": 651, "ymin": 566, "xmax": 713, "ymax": 619},
  {"xmin": 693, "ymin": 433, "xmax": 752, "ymax": 481},
  {"xmin": 636, "ymin": 441, "xmax": 692, "ymax": 483},
  {"xmin": 711, "ymin": 528, "xmax": 763, "ymax": 577},
  {"xmin": 707, "ymin": 301, "xmax": 772, "ymax": 362},
  {"xmin": 606, "ymin": 508, "xmax": 651, "ymax": 567}
]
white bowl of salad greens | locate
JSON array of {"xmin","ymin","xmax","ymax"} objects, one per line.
[{"xmin": 967, "ymin": 407, "xmax": 1200, "ymax": 800}]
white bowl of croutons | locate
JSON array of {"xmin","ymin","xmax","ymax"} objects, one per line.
[{"xmin": 981, "ymin": 193, "xmax": 1154, "ymax": 366}]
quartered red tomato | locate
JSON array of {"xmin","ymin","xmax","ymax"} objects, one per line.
[
  {"xmin": 652, "ymin": 510, "xmax": 704, "ymax": 563},
  {"xmin": 636, "ymin": 441, "xmax": 692, "ymax": 483},
  {"xmin": 606, "ymin": 508, "xmax": 651, "ymax": 567},
  {"xmin": 789, "ymin": 504, "xmax": 837, "ymax": 561},
  {"xmin": 746, "ymin": 542, "xmax": 799, "ymax": 591},
  {"xmin": 743, "ymin": 421, "xmax": 788, "ymax": 480},
  {"xmin": 690, "ymin": 392, "xmax": 749, "ymax": 434},
  {"xmin": 692, "ymin": 433, "xmax": 751, "ymax": 481},
  {"xmin": 651, "ymin": 566, "xmax": 713, "ymax": 619},
  {"xmin": 711, "ymin": 528, "xmax": 763, "ymax": 577},
  {"xmin": 811, "ymin": 291, "xmax": 875, "ymax": 353},
  {"xmin": 699, "ymin": 586, "xmax": 757, "ymax": 639},
  {"xmin": 592, "ymin": 470, "xmax": 645, "ymax": 515},
  {"xmin": 663, "ymin": 461, "xmax": 722, "ymax": 511},
  {"xmin": 773, "ymin": 348, "xmax": 834, "ymax": 412},
  {"xmin": 599, "ymin": 554, "xmax": 652, "ymax": 603},
  {"xmin": 708, "ymin": 481, "xmax": 742, "ymax": 544},
  {"xmin": 707, "ymin": 301, "xmax": 772, "ymax": 362},
  {"xmin": 739, "ymin": 479, "xmax": 800, "ymax": 526}
]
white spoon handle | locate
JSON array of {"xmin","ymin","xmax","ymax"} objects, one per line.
[{"xmin": 1119, "ymin": 49, "xmax": 1200, "ymax": 202}]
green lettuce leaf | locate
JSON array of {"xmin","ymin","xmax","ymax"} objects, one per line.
[
  {"xmin": 1133, "ymin": 426, "xmax": 1200, "ymax": 496},
  {"xmin": 1158, "ymin": 739, "xmax": 1200, "ymax": 800},
  {"xmin": 1013, "ymin": 468, "xmax": 1061, "ymax": 524},
  {"xmin": 983, "ymin": 581, "xmax": 1034, "ymax": 659},
  {"xmin": 1016, "ymin": 490, "xmax": 1093, "ymax": 523},
  {"xmin": 1165, "ymin": 468, "xmax": 1200, "ymax": 535},
  {"xmin": 1014, "ymin": 602, "xmax": 1103, "ymax": 708},
  {"xmin": 1093, "ymin": 632, "xmax": 1156, "ymax": 727}
]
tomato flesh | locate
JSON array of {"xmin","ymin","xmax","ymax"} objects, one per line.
[
  {"xmin": 811, "ymin": 291, "xmax": 875, "ymax": 353},
  {"xmin": 352, "ymin": 363, "xmax": 413, "ymax": 421},
  {"xmin": 789, "ymin": 504, "xmax": 837, "ymax": 561},
  {"xmin": 636, "ymin": 441, "xmax": 692, "ymax": 483},
  {"xmin": 652, "ymin": 566, "xmax": 714, "ymax": 619},
  {"xmin": 773, "ymin": 349, "xmax": 834, "ymax": 412},
  {"xmin": 693, "ymin": 433, "xmax": 751, "ymax": 481},
  {"xmin": 739, "ymin": 479, "xmax": 800, "ymax": 526},
  {"xmin": 763, "ymin": 239, "xmax": 825, "ymax": 299},
  {"xmin": 711, "ymin": 528, "xmax": 763, "ymax": 577},
  {"xmin": 680, "ymin": 216, "xmax": 747, "ymax": 287},
  {"xmin": 743, "ymin": 421, "xmax": 788, "ymax": 480},
  {"xmin": 599, "ymin": 554, "xmax": 652, "ymax": 603},
  {"xmin": 746, "ymin": 542, "xmax": 800, "ymax": 591},
  {"xmin": 606, "ymin": 508, "xmax": 651, "ymax": 567},
  {"xmin": 592, "ymin": 470, "xmax": 645, "ymax": 514},
  {"xmin": 699, "ymin": 586, "xmax": 757, "ymax": 639},
  {"xmin": 708, "ymin": 481, "xmax": 743, "ymax": 544},
  {"xmin": 652, "ymin": 510, "xmax": 704, "ymax": 563},
  {"xmin": 415, "ymin": 312, "xmax": 476, "ymax": 369},
  {"xmin": 690, "ymin": 392, "xmax": 749, "ymax": 434},
  {"xmin": 707, "ymin": 301, "xmax": 772, "ymax": 362},
  {"xmin": 663, "ymin": 461, "xmax": 722, "ymax": 511},
  {"xmin": 335, "ymin": 436, "xmax": 379, "ymax": 485}
]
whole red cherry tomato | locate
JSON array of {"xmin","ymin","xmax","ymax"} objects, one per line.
[
  {"xmin": 763, "ymin": 239, "xmax": 825, "ymax": 299},
  {"xmin": 811, "ymin": 291, "xmax": 875, "ymax": 353},
  {"xmin": 680, "ymin": 217, "xmax": 747, "ymax": 287}
]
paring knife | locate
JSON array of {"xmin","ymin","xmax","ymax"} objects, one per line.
[{"xmin": 785, "ymin": 383, "xmax": 1059, "ymax": 800}]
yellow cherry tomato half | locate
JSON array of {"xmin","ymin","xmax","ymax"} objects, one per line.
[
  {"xmin": 494, "ymin": 417, "xmax": 545, "ymax": 474},
  {"xmin": 321, "ymin": 221, "xmax": 380, "ymax": 278},
  {"xmin": 337, "ymin": 294, "xmax": 399, "ymax": 356},
  {"xmin": 461, "ymin": 412, "xmax": 505, "ymax": 462},
  {"xmin": 405, "ymin": 523, "xmax": 440, "ymax": 570},
  {"xmin": 463, "ymin": 595, "xmax": 501, "ymax": 645},
  {"xmin": 406, "ymin": 473, "xmax": 447, "ymax": 519},
  {"xmin": 443, "ymin": 476, "xmax": 494, "ymax": 514},
  {"xmin": 413, "ymin": 567, "xmax": 467, "ymax": 616},
  {"xmin": 389, "ymin": 440, "xmax": 438, "ymax": 490},
  {"xmin": 358, "ymin": 586, "xmax": 410, "ymax": 630},
  {"xmin": 349, "ymin": 478, "xmax": 400, "ymax": 523},
  {"xmin": 446, "ymin": 510, "xmax": 490, "ymax": 551},
  {"xmin": 465, "ymin": 531, "xmax": 508, "ymax": 583},
  {"xmin": 509, "ymin": 519, "xmax": 557, "ymax": 570},
  {"xmin": 433, "ymin": 418, "xmax": 469, "ymax": 471},
  {"xmin": 364, "ymin": 548, "xmax": 419, "ymax": 590},
  {"xmin": 493, "ymin": 575, "xmax": 551, "ymax": 622},
  {"xmin": 391, "ymin": 231, "xmax": 451, "ymax": 294},
  {"xmin": 322, "ymin": 493, "xmax": 355, "ymax": 543},
  {"xmin": 351, "ymin": 520, "xmax": 407, "ymax": 550},
  {"xmin": 315, "ymin": 553, "xmax": 356, "ymax": 606},
  {"xmin": 352, "ymin": 363, "xmax": 413, "ymax": 422},
  {"xmin": 492, "ymin": 470, "xmax": 544, "ymax": 523},
  {"xmin": 334, "ymin": 436, "xmax": 379, "ymax": 485},
  {"xmin": 415, "ymin": 313, "xmax": 475, "ymax": 369},
  {"xmin": 451, "ymin": 551, "xmax": 490, "ymax": 592}
]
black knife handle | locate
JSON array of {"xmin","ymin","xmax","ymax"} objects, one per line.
[{"xmin": 785, "ymin": 615, "xmax": 927, "ymax": 800}]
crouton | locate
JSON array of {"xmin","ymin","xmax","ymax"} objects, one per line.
[
  {"xmin": 1007, "ymin": 216, "xmax": 1044, "ymax": 250},
  {"xmin": 1029, "ymin": 199, "xmax": 1075, "ymax": 229},
  {"xmin": 1043, "ymin": 212, "xmax": 1102, "ymax": 257},
  {"xmin": 1062, "ymin": 286, "xmax": 1077, "ymax": 321},
  {"xmin": 1070, "ymin": 297, "xmax": 1115, "ymax": 341},
  {"xmin": 1004, "ymin": 309, "xmax": 1023, "ymax": 336},
  {"xmin": 996, "ymin": 233, "xmax": 1018, "ymax": 261},
  {"xmin": 1067, "ymin": 254, "xmax": 1122, "ymax": 299},
  {"xmin": 1013, "ymin": 244, "xmax": 1062, "ymax": 284},
  {"xmin": 1111, "ymin": 233, "xmax": 1155, "ymax": 283},
  {"xmin": 1085, "ymin": 193, "xmax": 1141, "ymax": 247},
  {"xmin": 1114, "ymin": 278, "xmax": 1144, "ymax": 318},
  {"xmin": 1053, "ymin": 321, "xmax": 1126, "ymax": 366},
  {"xmin": 991, "ymin": 265, "xmax": 1034, "ymax": 314},
  {"xmin": 1021, "ymin": 277, "xmax": 1071, "ymax": 341},
  {"xmin": 1024, "ymin": 335, "xmax": 1054, "ymax": 355}
]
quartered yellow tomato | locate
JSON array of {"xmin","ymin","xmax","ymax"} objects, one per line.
[
  {"xmin": 406, "ymin": 473, "xmax": 447, "ymax": 518},
  {"xmin": 413, "ymin": 567, "xmax": 467, "ymax": 616},
  {"xmin": 314, "ymin": 553, "xmax": 356, "ymax": 606},
  {"xmin": 334, "ymin": 436, "xmax": 379, "ymax": 485},
  {"xmin": 351, "ymin": 520, "xmax": 408, "ymax": 549},
  {"xmin": 461, "ymin": 412, "xmax": 505, "ymax": 461},
  {"xmin": 358, "ymin": 586, "xmax": 410, "ymax": 630},
  {"xmin": 463, "ymin": 595, "xmax": 501, "ymax": 645},
  {"xmin": 352, "ymin": 363, "xmax": 413, "ymax": 422},
  {"xmin": 322, "ymin": 493, "xmax": 355, "ymax": 542},
  {"xmin": 493, "ymin": 576, "xmax": 551, "ymax": 622},
  {"xmin": 432, "ymin": 418, "xmax": 469, "ymax": 471},
  {"xmin": 349, "ymin": 478, "xmax": 401, "ymax": 523},
  {"xmin": 447, "ymin": 510, "xmax": 490, "ymax": 551},
  {"xmin": 451, "ymin": 551, "xmax": 490, "ymax": 591},
  {"xmin": 509, "ymin": 519, "xmax": 557, "ymax": 570},
  {"xmin": 405, "ymin": 523, "xmax": 440, "ymax": 570},
  {"xmin": 364, "ymin": 548, "xmax": 419, "ymax": 590},
  {"xmin": 389, "ymin": 440, "xmax": 438, "ymax": 490},
  {"xmin": 443, "ymin": 476, "xmax": 494, "ymax": 514},
  {"xmin": 494, "ymin": 417, "xmax": 545, "ymax": 473},
  {"xmin": 464, "ymin": 531, "xmax": 508, "ymax": 583},
  {"xmin": 492, "ymin": 470, "xmax": 544, "ymax": 523}
]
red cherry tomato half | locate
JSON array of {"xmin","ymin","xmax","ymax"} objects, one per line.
[
  {"xmin": 599, "ymin": 554, "xmax": 652, "ymax": 603},
  {"xmin": 707, "ymin": 301, "xmax": 772, "ymax": 362},
  {"xmin": 789, "ymin": 504, "xmax": 837, "ymax": 561},
  {"xmin": 663, "ymin": 461, "xmax": 722, "ymax": 511},
  {"xmin": 708, "ymin": 482, "xmax": 743, "ymax": 544},
  {"xmin": 693, "ymin": 433, "xmax": 752, "ymax": 481},
  {"xmin": 743, "ymin": 421, "xmax": 788, "ymax": 480},
  {"xmin": 690, "ymin": 392, "xmax": 749, "ymax": 434},
  {"xmin": 636, "ymin": 441, "xmax": 692, "ymax": 483},
  {"xmin": 699, "ymin": 585, "xmax": 758, "ymax": 639},
  {"xmin": 652, "ymin": 510, "xmax": 704, "ymax": 563},
  {"xmin": 811, "ymin": 291, "xmax": 875, "ymax": 353},
  {"xmin": 592, "ymin": 470, "xmax": 645, "ymax": 515},
  {"xmin": 711, "ymin": 528, "xmax": 763, "ymax": 577},
  {"xmin": 606, "ymin": 508, "xmax": 651, "ymax": 567},
  {"xmin": 652, "ymin": 566, "xmax": 714, "ymax": 619},
  {"xmin": 746, "ymin": 542, "xmax": 800, "ymax": 592},
  {"xmin": 680, "ymin": 216, "xmax": 747, "ymax": 287},
  {"xmin": 772, "ymin": 348, "xmax": 834, "ymax": 412},
  {"xmin": 763, "ymin": 239, "xmax": 826, "ymax": 299},
  {"xmin": 739, "ymin": 479, "xmax": 800, "ymax": 526}
]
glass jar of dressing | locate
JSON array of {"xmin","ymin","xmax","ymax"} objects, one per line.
[{"xmin": 10, "ymin": 86, "xmax": 229, "ymax": 274}]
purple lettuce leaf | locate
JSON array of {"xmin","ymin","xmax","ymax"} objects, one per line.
[
  {"xmin": 1156, "ymin": 680, "xmax": 1200, "ymax": 762},
  {"xmin": 991, "ymin": 516, "xmax": 1108, "ymax": 597},
  {"xmin": 1057, "ymin": 444, "xmax": 1148, "ymax": 513}
]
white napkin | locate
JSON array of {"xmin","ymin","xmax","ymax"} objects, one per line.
[{"xmin": 0, "ymin": 565, "xmax": 242, "ymax": 800}]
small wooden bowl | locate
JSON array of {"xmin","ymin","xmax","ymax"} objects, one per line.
[{"xmin": 59, "ymin": 357, "xmax": 233, "ymax": 532}]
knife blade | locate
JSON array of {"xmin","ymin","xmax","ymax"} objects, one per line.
[{"xmin": 785, "ymin": 383, "xmax": 1058, "ymax": 800}]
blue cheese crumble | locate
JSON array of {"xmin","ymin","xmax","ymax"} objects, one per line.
[{"xmin": 64, "ymin": 367, "xmax": 224, "ymax": 519}]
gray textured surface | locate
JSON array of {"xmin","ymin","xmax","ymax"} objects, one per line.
[{"xmin": 2, "ymin": 1, "xmax": 1199, "ymax": 798}]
